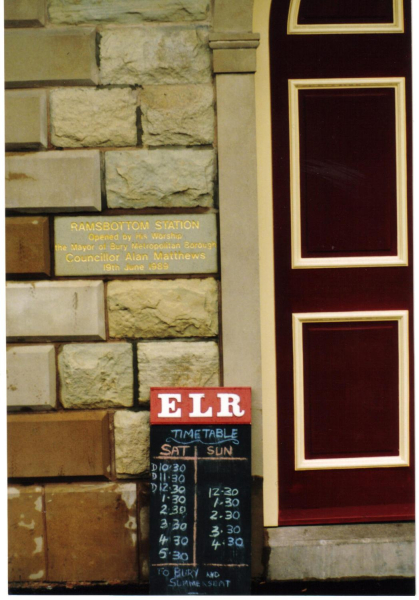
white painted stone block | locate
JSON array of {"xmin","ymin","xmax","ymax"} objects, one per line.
[
  {"xmin": 100, "ymin": 26, "xmax": 211, "ymax": 85},
  {"xmin": 6, "ymin": 281, "xmax": 106, "ymax": 341},
  {"xmin": 6, "ymin": 151, "xmax": 101, "ymax": 213},
  {"xmin": 7, "ymin": 345, "xmax": 56, "ymax": 410},
  {"xmin": 59, "ymin": 343, "xmax": 134, "ymax": 409}
]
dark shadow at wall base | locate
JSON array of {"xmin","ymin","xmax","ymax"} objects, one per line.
[{"xmin": 8, "ymin": 578, "xmax": 415, "ymax": 596}]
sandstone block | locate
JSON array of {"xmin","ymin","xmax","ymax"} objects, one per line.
[
  {"xmin": 7, "ymin": 345, "xmax": 56, "ymax": 411},
  {"xmin": 5, "ymin": 28, "xmax": 98, "ymax": 87},
  {"xmin": 6, "ymin": 217, "xmax": 50, "ymax": 275},
  {"xmin": 45, "ymin": 483, "xmax": 138, "ymax": 582},
  {"xmin": 114, "ymin": 411, "xmax": 150, "ymax": 477},
  {"xmin": 6, "ymin": 281, "xmax": 106, "ymax": 341},
  {"xmin": 106, "ymin": 148, "xmax": 215, "ymax": 209},
  {"xmin": 100, "ymin": 26, "xmax": 211, "ymax": 85},
  {"xmin": 8, "ymin": 412, "xmax": 111, "ymax": 478},
  {"xmin": 8, "ymin": 485, "xmax": 46, "ymax": 583},
  {"xmin": 48, "ymin": 0, "xmax": 209, "ymax": 24},
  {"xmin": 138, "ymin": 340, "xmax": 219, "ymax": 402},
  {"xmin": 51, "ymin": 88, "xmax": 137, "ymax": 148},
  {"xmin": 59, "ymin": 343, "xmax": 133, "ymax": 409},
  {"xmin": 6, "ymin": 150, "xmax": 101, "ymax": 212},
  {"xmin": 108, "ymin": 279, "xmax": 218, "ymax": 339},
  {"xmin": 6, "ymin": 90, "xmax": 47, "ymax": 150},
  {"xmin": 5, "ymin": 0, "xmax": 45, "ymax": 27},
  {"xmin": 140, "ymin": 85, "xmax": 214, "ymax": 146}
]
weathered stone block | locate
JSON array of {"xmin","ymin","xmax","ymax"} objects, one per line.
[
  {"xmin": 6, "ymin": 217, "xmax": 50, "ymax": 275},
  {"xmin": 266, "ymin": 523, "xmax": 415, "ymax": 581},
  {"xmin": 5, "ymin": 28, "xmax": 98, "ymax": 87},
  {"xmin": 137, "ymin": 482, "xmax": 150, "ymax": 581},
  {"xmin": 140, "ymin": 85, "xmax": 214, "ymax": 146},
  {"xmin": 48, "ymin": 0, "xmax": 209, "ymax": 24},
  {"xmin": 6, "ymin": 90, "xmax": 47, "ymax": 150},
  {"xmin": 59, "ymin": 343, "xmax": 133, "ymax": 409},
  {"xmin": 138, "ymin": 340, "xmax": 219, "ymax": 402},
  {"xmin": 8, "ymin": 485, "xmax": 46, "ymax": 583},
  {"xmin": 114, "ymin": 411, "xmax": 150, "ymax": 477},
  {"xmin": 106, "ymin": 148, "xmax": 215, "ymax": 209},
  {"xmin": 100, "ymin": 26, "xmax": 211, "ymax": 85},
  {"xmin": 8, "ymin": 412, "xmax": 111, "ymax": 478},
  {"xmin": 45, "ymin": 483, "xmax": 138, "ymax": 582},
  {"xmin": 108, "ymin": 279, "xmax": 218, "ymax": 339},
  {"xmin": 5, "ymin": 0, "xmax": 45, "ymax": 27},
  {"xmin": 6, "ymin": 281, "xmax": 106, "ymax": 341},
  {"xmin": 7, "ymin": 345, "xmax": 56, "ymax": 411},
  {"xmin": 6, "ymin": 150, "xmax": 101, "ymax": 213},
  {"xmin": 51, "ymin": 88, "xmax": 137, "ymax": 148}
]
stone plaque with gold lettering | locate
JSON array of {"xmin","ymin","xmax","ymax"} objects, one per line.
[{"xmin": 54, "ymin": 215, "xmax": 217, "ymax": 276}]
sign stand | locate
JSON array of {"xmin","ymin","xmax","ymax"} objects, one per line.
[{"xmin": 149, "ymin": 387, "xmax": 252, "ymax": 595}]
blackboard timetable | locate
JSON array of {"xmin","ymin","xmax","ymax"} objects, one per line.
[{"xmin": 150, "ymin": 424, "xmax": 251, "ymax": 595}]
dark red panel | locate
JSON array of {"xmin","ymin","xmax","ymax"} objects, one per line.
[
  {"xmin": 298, "ymin": 0, "xmax": 394, "ymax": 25},
  {"xmin": 303, "ymin": 321, "xmax": 399, "ymax": 459},
  {"xmin": 300, "ymin": 88, "xmax": 397, "ymax": 257}
]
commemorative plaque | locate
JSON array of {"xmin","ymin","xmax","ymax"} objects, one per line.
[
  {"xmin": 150, "ymin": 388, "xmax": 252, "ymax": 596},
  {"xmin": 54, "ymin": 214, "xmax": 217, "ymax": 276}
]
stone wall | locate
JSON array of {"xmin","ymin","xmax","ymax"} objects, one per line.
[{"xmin": 6, "ymin": 0, "xmax": 219, "ymax": 585}]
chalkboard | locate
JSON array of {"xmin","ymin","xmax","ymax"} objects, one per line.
[{"xmin": 150, "ymin": 425, "xmax": 251, "ymax": 595}]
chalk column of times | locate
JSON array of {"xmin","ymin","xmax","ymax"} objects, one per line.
[{"xmin": 54, "ymin": 215, "xmax": 218, "ymax": 276}]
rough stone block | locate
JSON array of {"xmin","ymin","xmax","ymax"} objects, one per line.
[
  {"xmin": 5, "ymin": 28, "xmax": 98, "ymax": 87},
  {"xmin": 106, "ymin": 148, "xmax": 215, "ymax": 209},
  {"xmin": 100, "ymin": 26, "xmax": 211, "ymax": 85},
  {"xmin": 140, "ymin": 85, "xmax": 214, "ymax": 146},
  {"xmin": 6, "ymin": 281, "xmax": 106, "ymax": 341},
  {"xmin": 8, "ymin": 485, "xmax": 46, "ymax": 583},
  {"xmin": 7, "ymin": 345, "xmax": 56, "ymax": 411},
  {"xmin": 45, "ymin": 483, "xmax": 138, "ymax": 582},
  {"xmin": 114, "ymin": 411, "xmax": 150, "ymax": 478},
  {"xmin": 51, "ymin": 88, "xmax": 137, "ymax": 148},
  {"xmin": 48, "ymin": 0, "xmax": 209, "ymax": 24},
  {"xmin": 108, "ymin": 278, "xmax": 218, "ymax": 339},
  {"xmin": 8, "ymin": 412, "xmax": 111, "ymax": 478},
  {"xmin": 5, "ymin": 0, "xmax": 45, "ymax": 27},
  {"xmin": 59, "ymin": 343, "xmax": 134, "ymax": 409},
  {"xmin": 6, "ymin": 217, "xmax": 51, "ymax": 275},
  {"xmin": 6, "ymin": 90, "xmax": 48, "ymax": 150},
  {"xmin": 6, "ymin": 150, "xmax": 101, "ymax": 213},
  {"xmin": 266, "ymin": 523, "xmax": 415, "ymax": 581},
  {"xmin": 138, "ymin": 340, "xmax": 219, "ymax": 402}
]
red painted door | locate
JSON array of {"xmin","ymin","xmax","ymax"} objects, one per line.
[{"xmin": 270, "ymin": 0, "xmax": 414, "ymax": 525}]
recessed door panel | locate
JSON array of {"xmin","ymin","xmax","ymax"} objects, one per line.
[
  {"xmin": 298, "ymin": 0, "xmax": 394, "ymax": 25},
  {"xmin": 270, "ymin": 0, "xmax": 414, "ymax": 525}
]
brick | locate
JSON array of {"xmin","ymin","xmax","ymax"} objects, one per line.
[
  {"xmin": 8, "ymin": 485, "xmax": 46, "ymax": 583},
  {"xmin": 48, "ymin": 0, "xmax": 209, "ymax": 24},
  {"xmin": 114, "ymin": 411, "xmax": 150, "ymax": 478},
  {"xmin": 6, "ymin": 150, "xmax": 101, "ymax": 212},
  {"xmin": 138, "ymin": 340, "xmax": 219, "ymax": 402},
  {"xmin": 8, "ymin": 412, "xmax": 111, "ymax": 478},
  {"xmin": 6, "ymin": 217, "xmax": 50, "ymax": 275},
  {"xmin": 106, "ymin": 148, "xmax": 215, "ymax": 209},
  {"xmin": 7, "ymin": 345, "xmax": 56, "ymax": 411},
  {"xmin": 100, "ymin": 26, "xmax": 211, "ymax": 85},
  {"xmin": 5, "ymin": 90, "xmax": 47, "ymax": 150},
  {"xmin": 5, "ymin": 28, "xmax": 98, "ymax": 88},
  {"xmin": 108, "ymin": 279, "xmax": 218, "ymax": 339},
  {"xmin": 140, "ymin": 85, "xmax": 214, "ymax": 146},
  {"xmin": 59, "ymin": 343, "xmax": 134, "ymax": 409},
  {"xmin": 45, "ymin": 483, "xmax": 138, "ymax": 582},
  {"xmin": 5, "ymin": 0, "xmax": 45, "ymax": 27},
  {"xmin": 6, "ymin": 281, "xmax": 106, "ymax": 341},
  {"xmin": 51, "ymin": 88, "xmax": 137, "ymax": 148}
]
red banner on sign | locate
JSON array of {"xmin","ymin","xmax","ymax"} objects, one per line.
[{"xmin": 150, "ymin": 387, "xmax": 251, "ymax": 425}]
